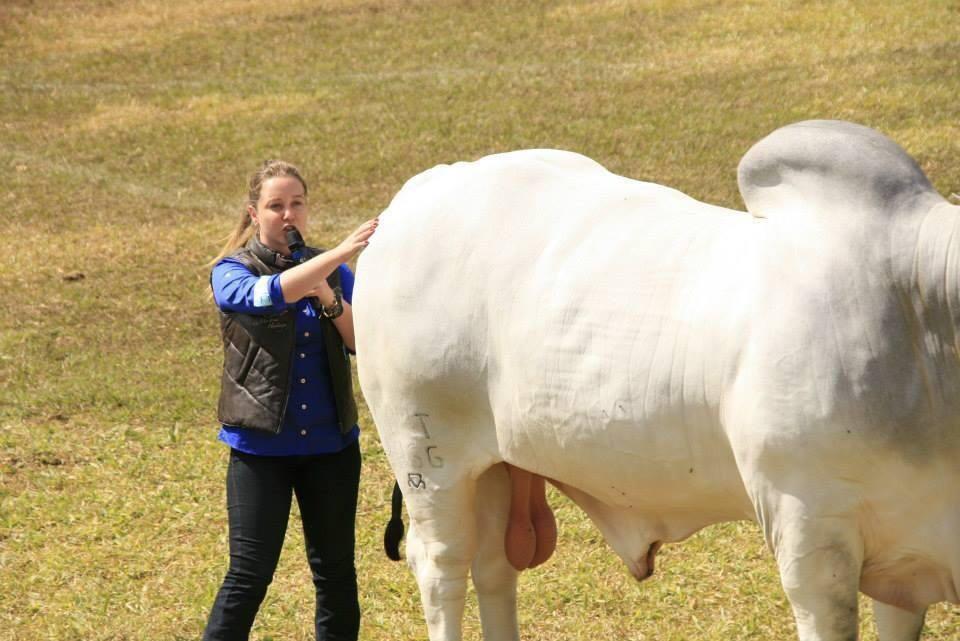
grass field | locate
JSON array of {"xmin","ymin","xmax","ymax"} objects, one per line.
[{"xmin": 2, "ymin": 1, "xmax": 959, "ymax": 639}]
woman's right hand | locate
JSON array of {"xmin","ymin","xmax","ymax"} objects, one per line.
[{"xmin": 336, "ymin": 217, "xmax": 379, "ymax": 261}]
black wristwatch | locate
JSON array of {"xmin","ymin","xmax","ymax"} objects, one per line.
[{"xmin": 320, "ymin": 287, "xmax": 344, "ymax": 319}]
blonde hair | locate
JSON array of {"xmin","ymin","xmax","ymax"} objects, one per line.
[{"xmin": 209, "ymin": 160, "xmax": 308, "ymax": 267}]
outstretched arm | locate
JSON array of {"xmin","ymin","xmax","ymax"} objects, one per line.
[
  {"xmin": 278, "ymin": 217, "xmax": 378, "ymax": 303},
  {"xmin": 278, "ymin": 218, "xmax": 377, "ymax": 352}
]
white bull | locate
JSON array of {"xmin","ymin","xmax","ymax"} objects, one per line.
[{"xmin": 354, "ymin": 120, "xmax": 960, "ymax": 641}]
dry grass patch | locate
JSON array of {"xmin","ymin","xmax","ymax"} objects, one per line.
[{"xmin": 2, "ymin": 0, "xmax": 959, "ymax": 639}]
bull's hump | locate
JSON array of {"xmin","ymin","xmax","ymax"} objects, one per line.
[{"xmin": 737, "ymin": 120, "xmax": 941, "ymax": 222}]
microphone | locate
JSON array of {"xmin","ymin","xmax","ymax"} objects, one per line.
[{"xmin": 285, "ymin": 227, "xmax": 308, "ymax": 263}]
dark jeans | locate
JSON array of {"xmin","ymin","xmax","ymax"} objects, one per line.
[{"xmin": 203, "ymin": 441, "xmax": 361, "ymax": 641}]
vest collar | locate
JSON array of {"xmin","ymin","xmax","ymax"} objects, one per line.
[{"xmin": 247, "ymin": 234, "xmax": 296, "ymax": 270}]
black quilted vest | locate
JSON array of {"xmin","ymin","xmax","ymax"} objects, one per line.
[{"xmin": 214, "ymin": 241, "xmax": 358, "ymax": 435}]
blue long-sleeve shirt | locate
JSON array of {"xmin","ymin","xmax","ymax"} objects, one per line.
[{"xmin": 211, "ymin": 257, "xmax": 359, "ymax": 456}]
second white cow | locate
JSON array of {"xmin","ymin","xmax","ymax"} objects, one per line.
[{"xmin": 354, "ymin": 120, "xmax": 960, "ymax": 641}]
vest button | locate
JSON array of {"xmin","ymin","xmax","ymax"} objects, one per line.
[
  {"xmin": 304, "ymin": 331, "xmax": 310, "ymax": 337},
  {"xmin": 301, "ymin": 403, "xmax": 307, "ymax": 410},
  {"xmin": 299, "ymin": 353, "xmax": 305, "ymax": 359},
  {"xmin": 300, "ymin": 378, "xmax": 306, "ymax": 384},
  {"xmin": 300, "ymin": 429, "xmax": 307, "ymax": 436}
]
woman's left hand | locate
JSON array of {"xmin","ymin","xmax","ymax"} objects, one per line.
[{"xmin": 304, "ymin": 281, "xmax": 334, "ymax": 303}]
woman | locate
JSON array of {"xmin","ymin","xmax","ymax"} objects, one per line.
[{"xmin": 203, "ymin": 160, "xmax": 377, "ymax": 641}]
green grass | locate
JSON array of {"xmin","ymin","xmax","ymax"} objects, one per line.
[{"xmin": 1, "ymin": 0, "xmax": 959, "ymax": 639}]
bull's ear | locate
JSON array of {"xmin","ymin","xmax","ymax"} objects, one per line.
[{"xmin": 736, "ymin": 120, "xmax": 941, "ymax": 221}]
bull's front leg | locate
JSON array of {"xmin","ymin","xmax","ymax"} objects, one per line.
[
  {"xmin": 873, "ymin": 601, "xmax": 926, "ymax": 641},
  {"xmin": 762, "ymin": 494, "xmax": 865, "ymax": 641}
]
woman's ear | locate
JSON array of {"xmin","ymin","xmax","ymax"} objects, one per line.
[{"xmin": 247, "ymin": 204, "xmax": 259, "ymax": 227}]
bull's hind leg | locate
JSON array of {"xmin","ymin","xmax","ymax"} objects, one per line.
[
  {"xmin": 472, "ymin": 464, "xmax": 521, "ymax": 641},
  {"xmin": 873, "ymin": 601, "xmax": 926, "ymax": 641},
  {"xmin": 386, "ymin": 407, "xmax": 501, "ymax": 641},
  {"xmin": 405, "ymin": 476, "xmax": 477, "ymax": 641}
]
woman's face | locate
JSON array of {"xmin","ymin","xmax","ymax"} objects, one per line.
[{"xmin": 249, "ymin": 176, "xmax": 308, "ymax": 255}]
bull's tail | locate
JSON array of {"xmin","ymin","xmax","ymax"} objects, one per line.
[{"xmin": 384, "ymin": 480, "xmax": 405, "ymax": 561}]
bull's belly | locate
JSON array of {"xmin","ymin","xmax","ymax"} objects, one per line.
[
  {"xmin": 486, "ymin": 299, "xmax": 750, "ymax": 518},
  {"xmin": 862, "ymin": 556, "xmax": 960, "ymax": 610},
  {"xmin": 490, "ymin": 394, "xmax": 753, "ymax": 521}
]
